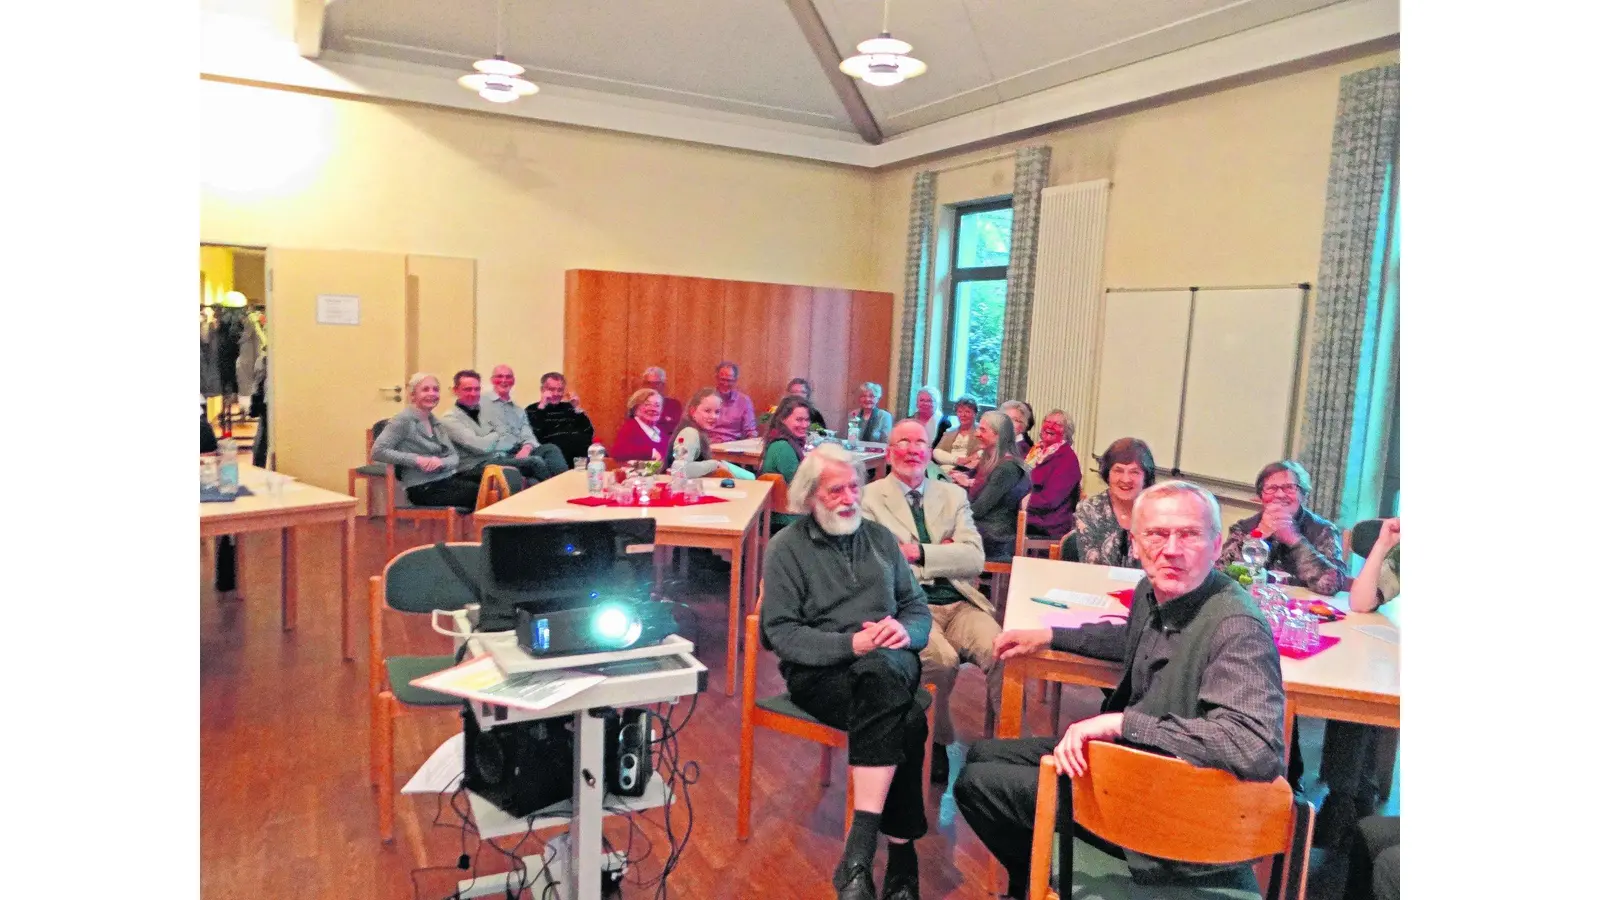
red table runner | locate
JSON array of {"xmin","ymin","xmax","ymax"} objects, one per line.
[
  {"xmin": 566, "ymin": 493, "xmax": 729, "ymax": 509},
  {"xmin": 1277, "ymin": 635, "xmax": 1341, "ymax": 661}
]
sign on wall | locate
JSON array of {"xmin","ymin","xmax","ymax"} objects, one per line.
[{"xmin": 315, "ymin": 293, "xmax": 360, "ymax": 326}]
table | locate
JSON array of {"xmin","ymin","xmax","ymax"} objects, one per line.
[
  {"xmin": 472, "ymin": 470, "xmax": 773, "ymax": 695},
  {"xmin": 998, "ymin": 557, "xmax": 1400, "ymax": 737},
  {"xmin": 709, "ymin": 438, "xmax": 889, "ymax": 480},
  {"xmin": 199, "ymin": 464, "xmax": 359, "ymax": 659}
]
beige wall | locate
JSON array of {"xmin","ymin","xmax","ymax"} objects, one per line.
[{"xmin": 199, "ymin": 79, "xmax": 879, "ymax": 391}]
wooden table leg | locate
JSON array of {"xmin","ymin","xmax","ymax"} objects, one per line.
[
  {"xmin": 341, "ymin": 515, "xmax": 355, "ymax": 661},
  {"xmin": 233, "ymin": 535, "xmax": 246, "ymax": 599},
  {"xmin": 726, "ymin": 534, "xmax": 744, "ymax": 697},
  {"xmin": 281, "ymin": 527, "xmax": 299, "ymax": 632},
  {"xmin": 998, "ymin": 662, "xmax": 1028, "ymax": 739}
]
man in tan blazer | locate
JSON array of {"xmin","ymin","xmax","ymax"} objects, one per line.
[{"xmin": 862, "ymin": 419, "xmax": 1003, "ymax": 785}]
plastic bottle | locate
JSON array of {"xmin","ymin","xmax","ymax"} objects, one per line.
[
  {"xmin": 1240, "ymin": 528, "xmax": 1270, "ymax": 583},
  {"xmin": 670, "ymin": 442, "xmax": 690, "ymax": 496},
  {"xmin": 846, "ymin": 417, "xmax": 861, "ymax": 450},
  {"xmin": 586, "ymin": 442, "xmax": 606, "ymax": 497},
  {"xmin": 218, "ymin": 416, "xmax": 240, "ymax": 498}
]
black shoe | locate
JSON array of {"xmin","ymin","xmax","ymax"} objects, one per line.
[
  {"xmin": 1313, "ymin": 792, "xmax": 1372, "ymax": 851},
  {"xmin": 880, "ymin": 871, "xmax": 920, "ymax": 900},
  {"xmin": 835, "ymin": 863, "xmax": 876, "ymax": 900},
  {"xmin": 929, "ymin": 743, "xmax": 949, "ymax": 785}
]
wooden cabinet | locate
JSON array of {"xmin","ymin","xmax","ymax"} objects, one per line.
[{"xmin": 564, "ymin": 270, "xmax": 894, "ymax": 443}]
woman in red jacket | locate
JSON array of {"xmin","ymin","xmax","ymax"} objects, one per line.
[
  {"xmin": 1023, "ymin": 409, "xmax": 1083, "ymax": 540},
  {"xmin": 612, "ymin": 389, "xmax": 672, "ymax": 462}
]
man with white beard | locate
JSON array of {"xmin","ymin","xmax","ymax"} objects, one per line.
[{"xmin": 760, "ymin": 443, "xmax": 935, "ymax": 900}]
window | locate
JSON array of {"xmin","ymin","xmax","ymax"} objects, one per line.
[{"xmin": 945, "ymin": 200, "xmax": 1013, "ymax": 408}]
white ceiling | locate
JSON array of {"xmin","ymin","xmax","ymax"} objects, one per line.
[{"xmin": 199, "ymin": 0, "xmax": 1399, "ymax": 167}]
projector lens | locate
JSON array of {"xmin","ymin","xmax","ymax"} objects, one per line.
[{"xmin": 593, "ymin": 604, "xmax": 640, "ymax": 647}]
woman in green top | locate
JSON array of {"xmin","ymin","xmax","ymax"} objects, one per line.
[
  {"xmin": 760, "ymin": 395, "xmax": 813, "ymax": 529},
  {"xmin": 951, "ymin": 410, "xmax": 1030, "ymax": 561}
]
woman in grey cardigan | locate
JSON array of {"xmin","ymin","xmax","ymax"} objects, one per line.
[
  {"xmin": 371, "ymin": 373, "xmax": 483, "ymax": 509},
  {"xmin": 951, "ymin": 410, "xmax": 1030, "ymax": 561}
]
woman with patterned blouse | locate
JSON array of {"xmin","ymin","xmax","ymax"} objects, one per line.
[
  {"xmin": 1215, "ymin": 459, "xmax": 1350, "ymax": 596},
  {"xmin": 1071, "ymin": 437, "xmax": 1157, "ymax": 568}
]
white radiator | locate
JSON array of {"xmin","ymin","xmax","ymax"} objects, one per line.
[{"xmin": 1023, "ymin": 180, "xmax": 1110, "ymax": 454}]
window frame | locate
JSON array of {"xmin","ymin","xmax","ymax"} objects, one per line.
[{"xmin": 943, "ymin": 198, "xmax": 1013, "ymax": 411}]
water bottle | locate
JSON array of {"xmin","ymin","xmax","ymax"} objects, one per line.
[
  {"xmin": 846, "ymin": 417, "xmax": 861, "ymax": 450},
  {"xmin": 218, "ymin": 417, "xmax": 240, "ymax": 498},
  {"xmin": 1240, "ymin": 528, "xmax": 1270, "ymax": 583},
  {"xmin": 670, "ymin": 443, "xmax": 690, "ymax": 496},
  {"xmin": 585, "ymin": 442, "xmax": 606, "ymax": 497}
]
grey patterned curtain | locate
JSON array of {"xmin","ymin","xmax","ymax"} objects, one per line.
[
  {"xmin": 1298, "ymin": 64, "xmax": 1401, "ymax": 522},
  {"xmin": 894, "ymin": 171, "xmax": 937, "ymax": 413},
  {"xmin": 996, "ymin": 146, "xmax": 1051, "ymax": 402}
]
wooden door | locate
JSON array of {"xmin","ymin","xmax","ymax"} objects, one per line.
[
  {"xmin": 626, "ymin": 275, "xmax": 727, "ymax": 429},
  {"xmin": 406, "ymin": 255, "xmax": 476, "ymax": 381},
  {"xmin": 808, "ymin": 287, "xmax": 853, "ymax": 431},
  {"xmin": 563, "ymin": 270, "xmax": 634, "ymax": 447},
  {"xmin": 723, "ymin": 281, "xmax": 812, "ymax": 416},
  {"xmin": 267, "ymin": 248, "xmax": 408, "ymax": 493}
]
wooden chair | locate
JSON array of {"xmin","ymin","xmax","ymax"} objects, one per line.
[
  {"xmin": 1049, "ymin": 532, "xmax": 1081, "ymax": 562},
  {"xmin": 473, "ymin": 464, "xmax": 524, "ymax": 510},
  {"xmin": 736, "ymin": 586, "xmax": 935, "ymax": 842},
  {"xmin": 1015, "ymin": 494, "xmax": 1058, "ymax": 559},
  {"xmin": 1026, "ymin": 742, "xmax": 1313, "ymax": 900},
  {"xmin": 368, "ymin": 542, "xmax": 482, "ymax": 843},
  {"xmin": 347, "ymin": 420, "xmax": 391, "ymax": 517},
  {"xmin": 756, "ymin": 472, "xmax": 790, "ymax": 514}
]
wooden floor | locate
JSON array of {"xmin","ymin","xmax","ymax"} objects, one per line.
[{"xmin": 200, "ymin": 518, "xmax": 1393, "ymax": 900}]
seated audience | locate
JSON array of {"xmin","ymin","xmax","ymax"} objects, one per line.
[
  {"xmin": 1216, "ymin": 460, "xmax": 1349, "ymax": 595},
  {"xmin": 641, "ymin": 367, "xmax": 683, "ymax": 438},
  {"xmin": 760, "ymin": 395, "xmax": 813, "ymax": 529},
  {"xmin": 487, "ymin": 365, "xmax": 569, "ymax": 474},
  {"xmin": 863, "ymin": 419, "xmax": 1001, "ymax": 787},
  {"xmin": 524, "ymin": 371, "xmax": 596, "ymax": 463},
  {"xmin": 708, "ymin": 360, "xmax": 759, "ymax": 443},
  {"xmin": 848, "ymin": 381, "xmax": 895, "ymax": 444},
  {"xmin": 1000, "ymin": 400, "xmax": 1035, "ymax": 456},
  {"xmin": 932, "ymin": 395, "xmax": 981, "ymax": 472},
  {"xmin": 670, "ymin": 387, "xmax": 730, "ymax": 477},
  {"xmin": 955, "ymin": 481, "xmax": 1286, "ymax": 899},
  {"xmin": 372, "ymin": 372, "xmax": 482, "ymax": 509},
  {"xmin": 909, "ymin": 385, "xmax": 954, "ymax": 447},
  {"xmin": 1319, "ymin": 517, "xmax": 1400, "ymax": 852},
  {"xmin": 1073, "ymin": 437, "xmax": 1157, "ymax": 569},
  {"xmin": 761, "ymin": 443, "xmax": 932, "ymax": 900},
  {"xmin": 439, "ymin": 369, "xmax": 555, "ymax": 484},
  {"xmin": 1023, "ymin": 409, "xmax": 1083, "ymax": 541},
  {"xmin": 612, "ymin": 389, "xmax": 672, "ymax": 462},
  {"xmin": 950, "ymin": 411, "xmax": 1029, "ymax": 561},
  {"xmin": 786, "ymin": 377, "xmax": 828, "ymax": 431}
]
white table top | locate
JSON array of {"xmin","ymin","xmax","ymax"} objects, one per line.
[
  {"xmin": 1003, "ymin": 556, "xmax": 1400, "ymax": 706},
  {"xmin": 472, "ymin": 469, "xmax": 772, "ymax": 538},
  {"xmin": 199, "ymin": 463, "xmax": 356, "ymax": 523}
]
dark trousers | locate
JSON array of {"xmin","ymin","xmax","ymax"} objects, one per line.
[
  {"xmin": 406, "ymin": 473, "xmax": 483, "ymax": 509},
  {"xmin": 781, "ymin": 649, "xmax": 929, "ymax": 841},
  {"xmin": 463, "ymin": 448, "xmax": 560, "ymax": 486},
  {"xmin": 953, "ymin": 737, "xmax": 1125, "ymax": 899},
  {"xmin": 1344, "ymin": 816, "xmax": 1400, "ymax": 900},
  {"xmin": 1321, "ymin": 721, "xmax": 1396, "ymax": 810}
]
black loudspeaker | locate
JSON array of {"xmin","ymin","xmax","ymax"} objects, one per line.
[
  {"xmin": 462, "ymin": 708, "xmax": 574, "ymax": 818},
  {"xmin": 607, "ymin": 709, "xmax": 652, "ymax": 798}
]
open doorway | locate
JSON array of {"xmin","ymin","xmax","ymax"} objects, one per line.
[{"xmin": 201, "ymin": 243, "xmax": 271, "ymax": 468}]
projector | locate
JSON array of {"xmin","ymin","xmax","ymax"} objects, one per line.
[{"xmin": 515, "ymin": 599, "xmax": 679, "ymax": 657}]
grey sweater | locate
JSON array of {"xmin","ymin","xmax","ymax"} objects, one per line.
[
  {"xmin": 371, "ymin": 406, "xmax": 462, "ymax": 487},
  {"xmin": 439, "ymin": 403, "xmax": 519, "ymax": 469},
  {"xmin": 760, "ymin": 515, "xmax": 932, "ymax": 667}
]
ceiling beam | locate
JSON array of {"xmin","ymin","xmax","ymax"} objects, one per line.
[
  {"xmin": 782, "ymin": 0, "xmax": 882, "ymax": 145},
  {"xmin": 293, "ymin": 0, "xmax": 326, "ymax": 58}
]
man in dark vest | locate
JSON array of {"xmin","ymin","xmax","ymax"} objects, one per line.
[{"xmin": 954, "ymin": 481, "xmax": 1287, "ymax": 900}]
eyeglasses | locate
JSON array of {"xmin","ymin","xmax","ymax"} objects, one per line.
[
  {"xmin": 1260, "ymin": 484, "xmax": 1301, "ymax": 497},
  {"xmin": 890, "ymin": 439, "xmax": 930, "ymax": 451},
  {"xmin": 1137, "ymin": 528, "xmax": 1210, "ymax": 550}
]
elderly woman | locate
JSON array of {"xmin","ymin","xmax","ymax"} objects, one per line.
[
  {"xmin": 950, "ymin": 411, "xmax": 1030, "ymax": 561},
  {"xmin": 1216, "ymin": 459, "xmax": 1350, "ymax": 595},
  {"xmin": 932, "ymin": 394, "xmax": 981, "ymax": 472},
  {"xmin": 909, "ymin": 384, "xmax": 954, "ymax": 447},
  {"xmin": 760, "ymin": 395, "xmax": 814, "ymax": 529},
  {"xmin": 371, "ymin": 372, "xmax": 482, "ymax": 509},
  {"xmin": 847, "ymin": 381, "xmax": 894, "ymax": 444},
  {"xmin": 641, "ymin": 367, "xmax": 682, "ymax": 438},
  {"xmin": 1023, "ymin": 409, "xmax": 1083, "ymax": 540},
  {"xmin": 613, "ymin": 388, "xmax": 672, "ymax": 462},
  {"xmin": 1072, "ymin": 437, "xmax": 1157, "ymax": 568},
  {"xmin": 1000, "ymin": 400, "xmax": 1035, "ymax": 456},
  {"xmin": 785, "ymin": 377, "xmax": 828, "ymax": 431}
]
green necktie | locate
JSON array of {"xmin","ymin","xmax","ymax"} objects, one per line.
[{"xmin": 907, "ymin": 489, "xmax": 933, "ymax": 543}]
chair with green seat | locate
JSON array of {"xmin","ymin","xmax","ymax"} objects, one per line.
[
  {"xmin": 736, "ymin": 584, "xmax": 936, "ymax": 842},
  {"xmin": 368, "ymin": 542, "xmax": 482, "ymax": 844},
  {"xmin": 347, "ymin": 419, "xmax": 392, "ymax": 517},
  {"xmin": 1026, "ymin": 742, "xmax": 1315, "ymax": 900}
]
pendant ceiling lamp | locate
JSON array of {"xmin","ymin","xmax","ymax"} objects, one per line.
[
  {"xmin": 839, "ymin": 0, "xmax": 927, "ymax": 88},
  {"xmin": 458, "ymin": 0, "xmax": 539, "ymax": 104}
]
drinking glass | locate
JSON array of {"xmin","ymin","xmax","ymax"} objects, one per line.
[
  {"xmin": 1283, "ymin": 612, "xmax": 1311, "ymax": 652},
  {"xmin": 684, "ymin": 478, "xmax": 703, "ymax": 503},
  {"xmin": 201, "ymin": 455, "xmax": 220, "ymax": 490}
]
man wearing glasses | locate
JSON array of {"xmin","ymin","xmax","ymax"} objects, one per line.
[
  {"xmin": 1215, "ymin": 459, "xmax": 1350, "ymax": 596},
  {"xmin": 953, "ymin": 481, "xmax": 1286, "ymax": 899},
  {"xmin": 862, "ymin": 419, "xmax": 1001, "ymax": 786}
]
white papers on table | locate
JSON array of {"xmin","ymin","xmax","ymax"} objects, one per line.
[
  {"xmin": 1044, "ymin": 588, "xmax": 1110, "ymax": 609},
  {"xmin": 1355, "ymin": 625, "xmax": 1399, "ymax": 644},
  {"xmin": 410, "ymin": 655, "xmax": 605, "ymax": 712},
  {"xmin": 403, "ymin": 733, "xmax": 465, "ymax": 794},
  {"xmin": 1107, "ymin": 567, "xmax": 1145, "ymax": 583}
]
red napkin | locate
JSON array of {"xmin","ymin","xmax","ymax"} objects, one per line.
[
  {"xmin": 1277, "ymin": 635, "xmax": 1341, "ymax": 661},
  {"xmin": 566, "ymin": 494, "xmax": 729, "ymax": 508},
  {"xmin": 1107, "ymin": 589, "xmax": 1135, "ymax": 608}
]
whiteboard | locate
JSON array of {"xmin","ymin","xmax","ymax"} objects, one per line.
[
  {"xmin": 1177, "ymin": 288, "xmax": 1306, "ymax": 486},
  {"xmin": 1090, "ymin": 290, "xmax": 1190, "ymax": 466}
]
